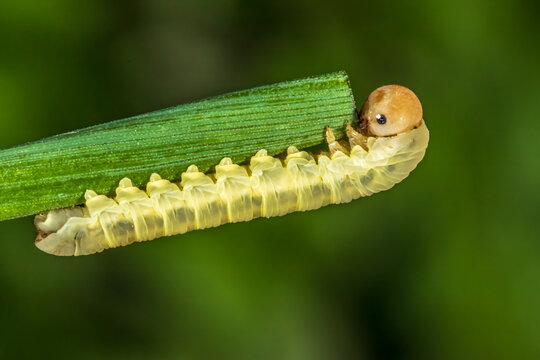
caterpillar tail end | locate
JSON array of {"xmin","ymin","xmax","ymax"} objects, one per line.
[{"xmin": 34, "ymin": 207, "xmax": 84, "ymax": 256}]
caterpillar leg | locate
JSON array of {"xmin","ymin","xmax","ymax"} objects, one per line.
[
  {"xmin": 325, "ymin": 126, "xmax": 349, "ymax": 155},
  {"xmin": 346, "ymin": 122, "xmax": 368, "ymax": 150}
]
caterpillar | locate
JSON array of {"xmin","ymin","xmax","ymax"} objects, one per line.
[{"xmin": 34, "ymin": 85, "xmax": 429, "ymax": 256}]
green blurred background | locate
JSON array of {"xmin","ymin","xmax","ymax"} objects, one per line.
[{"xmin": 0, "ymin": 0, "xmax": 539, "ymax": 359}]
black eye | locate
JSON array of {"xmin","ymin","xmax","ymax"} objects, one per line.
[{"xmin": 376, "ymin": 114, "xmax": 387, "ymax": 125}]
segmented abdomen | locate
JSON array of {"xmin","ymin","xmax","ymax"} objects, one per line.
[{"xmin": 35, "ymin": 123, "xmax": 429, "ymax": 256}]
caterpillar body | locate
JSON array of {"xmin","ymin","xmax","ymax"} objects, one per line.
[{"xmin": 34, "ymin": 85, "xmax": 429, "ymax": 256}]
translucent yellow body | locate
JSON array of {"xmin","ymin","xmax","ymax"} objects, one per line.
[{"xmin": 35, "ymin": 122, "xmax": 429, "ymax": 256}]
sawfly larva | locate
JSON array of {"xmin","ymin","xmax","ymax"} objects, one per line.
[{"xmin": 34, "ymin": 85, "xmax": 429, "ymax": 256}]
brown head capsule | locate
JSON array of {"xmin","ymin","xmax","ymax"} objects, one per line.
[{"xmin": 359, "ymin": 85, "xmax": 423, "ymax": 137}]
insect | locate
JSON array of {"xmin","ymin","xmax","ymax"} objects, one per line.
[{"xmin": 34, "ymin": 85, "xmax": 429, "ymax": 256}]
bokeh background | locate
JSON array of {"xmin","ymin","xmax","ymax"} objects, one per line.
[{"xmin": 0, "ymin": 0, "xmax": 539, "ymax": 359}]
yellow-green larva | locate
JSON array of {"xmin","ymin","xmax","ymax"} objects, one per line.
[{"xmin": 34, "ymin": 85, "xmax": 429, "ymax": 256}]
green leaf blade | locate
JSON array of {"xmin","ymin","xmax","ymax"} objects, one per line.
[{"xmin": 0, "ymin": 71, "xmax": 357, "ymax": 221}]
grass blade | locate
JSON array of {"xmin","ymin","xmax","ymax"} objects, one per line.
[{"xmin": 0, "ymin": 71, "xmax": 357, "ymax": 221}]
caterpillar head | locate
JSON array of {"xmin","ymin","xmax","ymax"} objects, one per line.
[{"xmin": 359, "ymin": 85, "xmax": 423, "ymax": 137}]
